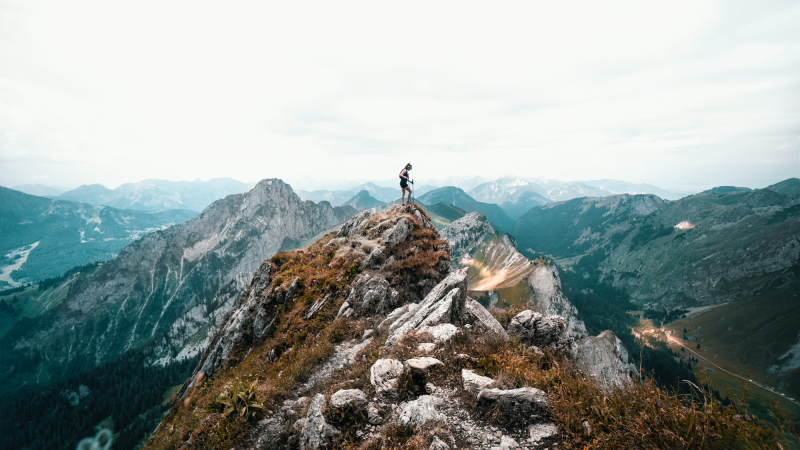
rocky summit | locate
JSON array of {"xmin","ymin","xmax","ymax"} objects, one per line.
[{"xmin": 144, "ymin": 204, "xmax": 644, "ymax": 450}]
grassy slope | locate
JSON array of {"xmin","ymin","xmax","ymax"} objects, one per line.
[{"xmin": 666, "ymin": 279, "xmax": 800, "ymax": 400}]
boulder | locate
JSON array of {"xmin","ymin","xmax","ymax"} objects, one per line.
[
  {"xmin": 364, "ymin": 246, "xmax": 386, "ymax": 268},
  {"xmin": 572, "ymin": 330, "xmax": 639, "ymax": 389},
  {"xmin": 369, "ymin": 359, "xmax": 404, "ymax": 395},
  {"xmin": 377, "ymin": 303, "xmax": 420, "ymax": 334},
  {"xmin": 478, "ymin": 387, "xmax": 549, "ymax": 410},
  {"xmin": 506, "ymin": 310, "xmax": 566, "ymax": 348},
  {"xmin": 330, "ymin": 389, "xmax": 367, "ymax": 409},
  {"xmin": 419, "ymin": 323, "xmax": 459, "ymax": 342},
  {"xmin": 464, "ymin": 298, "xmax": 508, "ymax": 337},
  {"xmin": 338, "ymin": 210, "xmax": 372, "ymax": 237},
  {"xmin": 526, "ymin": 264, "xmax": 587, "ymax": 339},
  {"xmin": 417, "ymin": 343, "xmax": 436, "ymax": 353},
  {"xmin": 299, "ymin": 394, "xmax": 341, "ymax": 450},
  {"xmin": 385, "ymin": 269, "xmax": 468, "ymax": 346},
  {"xmin": 398, "ymin": 395, "xmax": 443, "ymax": 427},
  {"xmin": 404, "ymin": 357, "xmax": 443, "ymax": 376},
  {"xmin": 346, "ymin": 273, "xmax": 399, "ymax": 313},
  {"xmin": 385, "ymin": 218, "xmax": 410, "ymax": 246},
  {"xmin": 462, "ymin": 369, "xmax": 494, "ymax": 395},
  {"xmin": 528, "ymin": 423, "xmax": 558, "ymax": 444}
]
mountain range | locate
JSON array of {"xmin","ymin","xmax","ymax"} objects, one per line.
[
  {"xmin": 50, "ymin": 178, "xmax": 254, "ymax": 212},
  {"xmin": 0, "ymin": 187, "xmax": 196, "ymax": 286},
  {"xmin": 0, "ymin": 179, "xmax": 356, "ymax": 394},
  {"xmin": 418, "ymin": 186, "xmax": 515, "ymax": 232},
  {"xmin": 296, "ymin": 182, "xmax": 438, "ymax": 206}
]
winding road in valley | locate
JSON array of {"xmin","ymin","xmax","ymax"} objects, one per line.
[{"xmin": 666, "ymin": 334, "xmax": 800, "ymax": 408}]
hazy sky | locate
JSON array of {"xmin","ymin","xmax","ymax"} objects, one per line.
[{"xmin": 1, "ymin": 1, "xmax": 799, "ymax": 192}]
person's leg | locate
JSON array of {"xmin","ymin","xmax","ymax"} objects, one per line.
[{"xmin": 401, "ymin": 187, "xmax": 406, "ymax": 205}]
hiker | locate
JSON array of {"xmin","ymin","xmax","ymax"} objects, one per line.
[{"xmin": 399, "ymin": 163, "xmax": 413, "ymax": 205}]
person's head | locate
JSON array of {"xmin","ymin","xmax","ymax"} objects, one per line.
[{"xmin": 406, "ymin": 163, "xmax": 412, "ymax": 170}]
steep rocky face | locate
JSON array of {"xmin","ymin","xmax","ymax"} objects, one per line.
[
  {"xmin": 514, "ymin": 190, "xmax": 800, "ymax": 307},
  {"xmin": 0, "ymin": 179, "xmax": 354, "ymax": 394},
  {"xmin": 440, "ymin": 212, "xmax": 495, "ymax": 262},
  {"xmin": 525, "ymin": 264, "xmax": 587, "ymax": 339}
]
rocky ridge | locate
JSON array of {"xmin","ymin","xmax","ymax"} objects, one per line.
[
  {"xmin": 147, "ymin": 205, "xmax": 637, "ymax": 450},
  {"xmin": 0, "ymin": 179, "xmax": 355, "ymax": 394}
]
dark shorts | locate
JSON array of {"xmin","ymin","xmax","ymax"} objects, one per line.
[{"xmin": 400, "ymin": 179, "xmax": 408, "ymax": 188}]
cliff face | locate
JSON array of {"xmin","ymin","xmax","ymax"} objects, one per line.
[{"xmin": 0, "ymin": 179, "xmax": 354, "ymax": 393}]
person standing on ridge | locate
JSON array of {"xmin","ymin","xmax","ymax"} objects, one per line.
[{"xmin": 399, "ymin": 163, "xmax": 413, "ymax": 205}]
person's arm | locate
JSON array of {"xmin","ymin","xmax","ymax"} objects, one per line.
[{"xmin": 400, "ymin": 169, "xmax": 408, "ymax": 180}]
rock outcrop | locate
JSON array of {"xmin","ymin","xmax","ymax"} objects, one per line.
[
  {"xmin": 299, "ymin": 394, "xmax": 341, "ymax": 450},
  {"xmin": 526, "ymin": 264, "xmax": 587, "ymax": 339},
  {"xmin": 507, "ymin": 310, "xmax": 567, "ymax": 348},
  {"xmin": 440, "ymin": 212, "xmax": 495, "ymax": 261},
  {"xmin": 572, "ymin": 330, "xmax": 640, "ymax": 388}
]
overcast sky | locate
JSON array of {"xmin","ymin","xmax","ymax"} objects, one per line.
[{"xmin": 1, "ymin": 0, "xmax": 799, "ymax": 192}]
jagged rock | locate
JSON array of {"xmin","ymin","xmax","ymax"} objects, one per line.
[
  {"xmin": 528, "ymin": 423, "xmax": 558, "ymax": 443},
  {"xmin": 369, "ymin": 359, "xmax": 404, "ymax": 395},
  {"xmin": 464, "ymin": 298, "xmax": 508, "ymax": 337},
  {"xmin": 572, "ymin": 330, "xmax": 639, "ymax": 388},
  {"xmin": 338, "ymin": 210, "xmax": 372, "ymax": 237},
  {"xmin": 385, "ymin": 270, "xmax": 468, "ymax": 346},
  {"xmin": 478, "ymin": 387, "xmax": 549, "ymax": 410},
  {"xmin": 336, "ymin": 302, "xmax": 352, "ymax": 318},
  {"xmin": 429, "ymin": 436, "xmax": 450, "ymax": 450},
  {"xmin": 386, "ymin": 218, "xmax": 410, "ymax": 246},
  {"xmin": 398, "ymin": 395, "xmax": 443, "ymax": 426},
  {"xmin": 404, "ymin": 357, "xmax": 443, "ymax": 375},
  {"xmin": 418, "ymin": 323, "xmax": 459, "ymax": 342},
  {"xmin": 285, "ymin": 277, "xmax": 301, "ymax": 303},
  {"xmin": 330, "ymin": 389, "xmax": 367, "ymax": 409},
  {"xmin": 462, "ymin": 369, "xmax": 494, "ymax": 395},
  {"xmin": 198, "ymin": 294, "xmax": 261, "ymax": 377},
  {"xmin": 305, "ymin": 294, "xmax": 329, "ymax": 319},
  {"xmin": 366, "ymin": 402, "xmax": 384, "ymax": 425},
  {"xmin": 364, "ymin": 246, "xmax": 386, "ymax": 268},
  {"xmin": 293, "ymin": 418, "xmax": 307, "ymax": 431},
  {"xmin": 507, "ymin": 310, "xmax": 566, "ymax": 348},
  {"xmin": 300, "ymin": 394, "xmax": 341, "ymax": 450},
  {"xmin": 346, "ymin": 273, "xmax": 399, "ymax": 313},
  {"xmin": 377, "ymin": 303, "xmax": 420, "ymax": 333},
  {"xmin": 527, "ymin": 264, "xmax": 587, "ymax": 339},
  {"xmin": 440, "ymin": 212, "xmax": 495, "ymax": 261},
  {"xmin": 362, "ymin": 329, "xmax": 374, "ymax": 339}
]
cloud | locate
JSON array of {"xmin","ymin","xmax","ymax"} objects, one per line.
[{"xmin": 0, "ymin": 0, "xmax": 798, "ymax": 190}]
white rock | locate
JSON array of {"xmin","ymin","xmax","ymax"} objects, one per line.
[
  {"xmin": 462, "ymin": 369, "xmax": 494, "ymax": 395},
  {"xmin": 369, "ymin": 359, "xmax": 404, "ymax": 395},
  {"xmin": 418, "ymin": 323, "xmax": 459, "ymax": 343},
  {"xmin": 500, "ymin": 435, "xmax": 519, "ymax": 449},
  {"xmin": 478, "ymin": 387, "xmax": 549, "ymax": 409},
  {"xmin": 398, "ymin": 395, "xmax": 443, "ymax": 426},
  {"xmin": 464, "ymin": 298, "xmax": 508, "ymax": 337},
  {"xmin": 300, "ymin": 394, "xmax": 341, "ymax": 450},
  {"xmin": 330, "ymin": 389, "xmax": 367, "ymax": 409},
  {"xmin": 404, "ymin": 357, "xmax": 443, "ymax": 375},
  {"xmin": 417, "ymin": 342, "xmax": 436, "ymax": 353},
  {"xmin": 528, "ymin": 422, "xmax": 558, "ymax": 443},
  {"xmin": 385, "ymin": 270, "xmax": 468, "ymax": 346}
]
